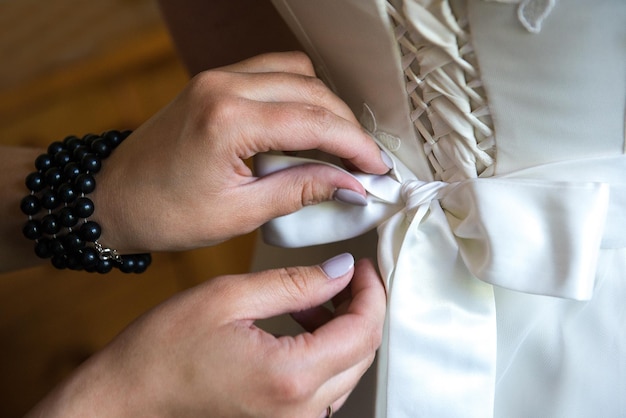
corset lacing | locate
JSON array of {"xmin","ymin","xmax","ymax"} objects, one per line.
[{"xmin": 385, "ymin": 0, "xmax": 495, "ymax": 182}]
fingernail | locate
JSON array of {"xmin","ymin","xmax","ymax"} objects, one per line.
[
  {"xmin": 334, "ymin": 188, "xmax": 368, "ymax": 206},
  {"xmin": 381, "ymin": 150, "xmax": 394, "ymax": 170},
  {"xmin": 321, "ymin": 253, "xmax": 354, "ymax": 280}
]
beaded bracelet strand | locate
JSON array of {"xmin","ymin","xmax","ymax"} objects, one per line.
[{"xmin": 20, "ymin": 131, "xmax": 151, "ymax": 274}]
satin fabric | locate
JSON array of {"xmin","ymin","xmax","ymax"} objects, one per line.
[
  {"xmin": 257, "ymin": 0, "xmax": 626, "ymax": 416},
  {"xmin": 258, "ymin": 152, "xmax": 623, "ymax": 299},
  {"xmin": 257, "ymin": 148, "xmax": 624, "ymax": 417}
]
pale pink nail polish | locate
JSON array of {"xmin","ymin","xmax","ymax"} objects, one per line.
[
  {"xmin": 334, "ymin": 189, "xmax": 368, "ymax": 206},
  {"xmin": 381, "ymin": 150, "xmax": 394, "ymax": 170},
  {"xmin": 321, "ymin": 253, "xmax": 355, "ymax": 279}
]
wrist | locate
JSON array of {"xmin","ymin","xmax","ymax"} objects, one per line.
[
  {"xmin": 25, "ymin": 347, "xmax": 143, "ymax": 418},
  {"xmin": 19, "ymin": 132, "xmax": 151, "ymax": 274}
]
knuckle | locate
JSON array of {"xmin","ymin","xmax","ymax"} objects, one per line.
[
  {"xmin": 252, "ymin": 51, "xmax": 315, "ymax": 76},
  {"xmin": 187, "ymin": 71, "xmax": 241, "ymax": 124},
  {"xmin": 187, "ymin": 70, "xmax": 222, "ymax": 97},
  {"xmin": 301, "ymin": 76, "xmax": 330, "ymax": 103},
  {"xmin": 306, "ymin": 105, "xmax": 336, "ymax": 135},
  {"xmin": 270, "ymin": 170, "xmax": 332, "ymax": 213},
  {"xmin": 266, "ymin": 368, "xmax": 314, "ymax": 402},
  {"xmin": 210, "ymin": 96, "xmax": 241, "ymax": 124},
  {"xmin": 276, "ymin": 266, "xmax": 312, "ymax": 303},
  {"xmin": 285, "ymin": 50, "xmax": 315, "ymax": 74},
  {"xmin": 202, "ymin": 95, "xmax": 241, "ymax": 131},
  {"xmin": 298, "ymin": 175, "xmax": 329, "ymax": 207}
]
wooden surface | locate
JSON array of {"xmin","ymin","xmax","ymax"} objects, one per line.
[{"xmin": 0, "ymin": 1, "xmax": 255, "ymax": 415}]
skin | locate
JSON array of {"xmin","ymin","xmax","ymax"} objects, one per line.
[
  {"xmin": 26, "ymin": 258, "xmax": 386, "ymax": 418},
  {"xmin": 0, "ymin": 52, "xmax": 390, "ymax": 267},
  {"xmin": 90, "ymin": 52, "xmax": 390, "ymax": 254},
  {"xmin": 3, "ymin": 52, "xmax": 389, "ymax": 416}
]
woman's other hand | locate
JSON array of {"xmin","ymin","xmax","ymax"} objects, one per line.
[{"xmin": 28, "ymin": 255, "xmax": 386, "ymax": 418}]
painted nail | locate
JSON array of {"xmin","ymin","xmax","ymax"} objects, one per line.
[
  {"xmin": 321, "ymin": 253, "xmax": 355, "ymax": 280},
  {"xmin": 381, "ymin": 150, "xmax": 394, "ymax": 170},
  {"xmin": 334, "ymin": 189, "xmax": 368, "ymax": 206}
]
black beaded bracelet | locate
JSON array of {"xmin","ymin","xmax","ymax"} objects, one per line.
[{"xmin": 20, "ymin": 131, "xmax": 151, "ymax": 274}]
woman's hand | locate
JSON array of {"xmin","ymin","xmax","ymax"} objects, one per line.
[
  {"xmin": 92, "ymin": 51, "xmax": 389, "ymax": 254},
  {"xmin": 28, "ymin": 255, "xmax": 386, "ymax": 418}
]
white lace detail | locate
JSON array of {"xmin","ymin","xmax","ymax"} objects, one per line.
[
  {"xmin": 484, "ymin": 0, "xmax": 557, "ymax": 33},
  {"xmin": 360, "ymin": 104, "xmax": 403, "ymax": 152},
  {"xmin": 386, "ymin": 0, "xmax": 495, "ymax": 181}
]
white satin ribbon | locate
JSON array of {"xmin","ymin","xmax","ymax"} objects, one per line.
[
  {"xmin": 257, "ymin": 152, "xmax": 621, "ymax": 300},
  {"xmin": 256, "ymin": 151, "xmax": 625, "ymax": 417}
]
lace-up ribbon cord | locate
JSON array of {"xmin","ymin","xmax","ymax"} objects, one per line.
[{"xmin": 387, "ymin": 0, "xmax": 495, "ymax": 181}]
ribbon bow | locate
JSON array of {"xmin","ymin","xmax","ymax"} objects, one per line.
[
  {"xmin": 257, "ymin": 152, "xmax": 610, "ymax": 300},
  {"xmin": 256, "ymin": 150, "xmax": 622, "ymax": 417}
]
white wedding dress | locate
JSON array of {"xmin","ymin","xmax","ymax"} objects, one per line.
[{"xmin": 253, "ymin": 1, "xmax": 626, "ymax": 417}]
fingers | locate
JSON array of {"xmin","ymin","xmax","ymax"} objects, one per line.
[
  {"xmin": 198, "ymin": 69, "xmax": 384, "ymax": 169},
  {"xmin": 228, "ymin": 71, "xmax": 359, "ymax": 124},
  {"xmin": 238, "ymin": 163, "xmax": 365, "ymax": 226},
  {"xmin": 210, "ymin": 52, "xmax": 344, "ymax": 119},
  {"xmin": 203, "ymin": 69, "xmax": 352, "ymax": 121},
  {"xmin": 238, "ymin": 100, "xmax": 390, "ymax": 174},
  {"xmin": 281, "ymin": 259, "xmax": 385, "ymax": 417},
  {"xmin": 299, "ymin": 259, "xmax": 386, "ymax": 383},
  {"xmin": 218, "ymin": 256, "xmax": 383, "ymax": 417},
  {"xmin": 212, "ymin": 53, "xmax": 340, "ymax": 121},
  {"xmin": 217, "ymin": 51, "xmax": 317, "ymax": 77},
  {"xmin": 198, "ymin": 52, "xmax": 392, "ymax": 175},
  {"xmin": 233, "ymin": 253, "xmax": 356, "ymax": 321}
]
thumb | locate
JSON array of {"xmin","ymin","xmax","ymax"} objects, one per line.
[
  {"xmin": 234, "ymin": 253, "xmax": 355, "ymax": 320},
  {"xmin": 242, "ymin": 163, "xmax": 367, "ymax": 224}
]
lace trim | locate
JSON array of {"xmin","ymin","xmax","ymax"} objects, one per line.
[
  {"xmin": 386, "ymin": 0, "xmax": 495, "ymax": 181},
  {"xmin": 485, "ymin": 0, "xmax": 557, "ymax": 33}
]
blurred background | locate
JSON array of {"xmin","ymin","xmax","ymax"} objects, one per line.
[{"xmin": 0, "ymin": 0, "xmax": 255, "ymax": 415}]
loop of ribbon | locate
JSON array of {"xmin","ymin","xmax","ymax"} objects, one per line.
[
  {"xmin": 255, "ymin": 150, "xmax": 625, "ymax": 417},
  {"xmin": 257, "ymin": 151, "xmax": 623, "ymax": 300}
]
